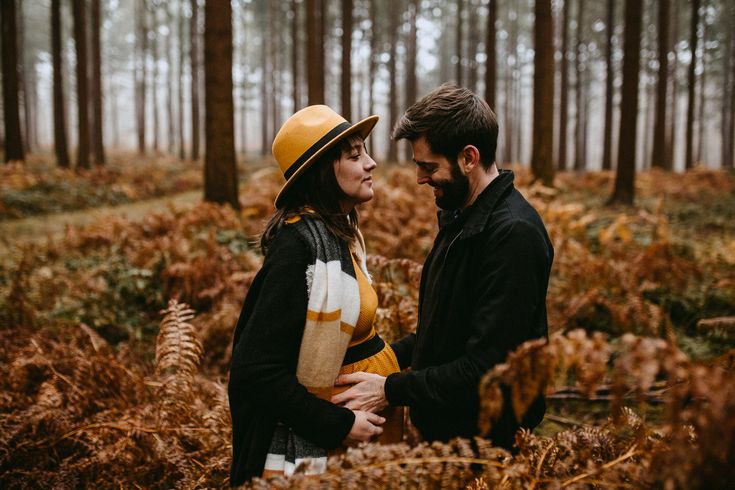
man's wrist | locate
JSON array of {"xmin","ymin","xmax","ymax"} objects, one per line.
[{"xmin": 384, "ymin": 371, "xmax": 409, "ymax": 407}]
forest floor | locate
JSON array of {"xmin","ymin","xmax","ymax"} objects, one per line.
[{"xmin": 1, "ymin": 156, "xmax": 734, "ymax": 488}]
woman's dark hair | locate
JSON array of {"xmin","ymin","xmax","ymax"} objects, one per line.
[{"xmin": 260, "ymin": 136, "xmax": 361, "ymax": 253}]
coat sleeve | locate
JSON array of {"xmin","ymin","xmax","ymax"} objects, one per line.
[
  {"xmin": 390, "ymin": 333, "xmax": 416, "ymax": 370},
  {"xmin": 228, "ymin": 229, "xmax": 355, "ymax": 449},
  {"xmin": 384, "ymin": 219, "xmax": 551, "ymax": 410}
]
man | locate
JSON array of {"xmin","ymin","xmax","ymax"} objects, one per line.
[{"xmin": 332, "ymin": 85, "xmax": 553, "ymax": 449}]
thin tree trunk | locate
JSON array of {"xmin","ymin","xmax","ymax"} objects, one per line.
[
  {"xmin": 18, "ymin": 0, "xmax": 31, "ymax": 153},
  {"xmin": 2, "ymin": 0, "xmax": 24, "ymax": 162},
  {"xmin": 51, "ymin": 0, "xmax": 70, "ymax": 167},
  {"xmin": 260, "ymin": 0, "xmax": 269, "ymax": 156},
  {"xmin": 573, "ymin": 0, "xmax": 585, "ymax": 171},
  {"xmin": 602, "ymin": 0, "xmax": 615, "ymax": 170},
  {"xmin": 341, "ymin": 0, "xmax": 352, "ymax": 120},
  {"xmin": 684, "ymin": 0, "xmax": 699, "ymax": 170},
  {"xmin": 609, "ymin": 0, "xmax": 642, "ymax": 205},
  {"xmin": 696, "ymin": 1, "xmax": 707, "ymax": 166},
  {"xmin": 651, "ymin": 0, "xmax": 670, "ymax": 169},
  {"xmin": 666, "ymin": 0, "xmax": 678, "ymax": 170},
  {"xmin": 306, "ymin": 0, "xmax": 324, "ymax": 104},
  {"xmin": 178, "ymin": 0, "xmax": 186, "ymax": 160},
  {"xmin": 270, "ymin": 1, "xmax": 279, "ymax": 140},
  {"xmin": 204, "ymin": 0, "xmax": 238, "ymax": 209},
  {"xmin": 136, "ymin": 0, "xmax": 147, "ymax": 155},
  {"xmin": 455, "ymin": 0, "xmax": 463, "ymax": 85},
  {"xmin": 368, "ymin": 0, "xmax": 377, "ymax": 115},
  {"xmin": 150, "ymin": 3, "xmax": 159, "ymax": 153},
  {"xmin": 387, "ymin": 0, "xmax": 398, "ymax": 162},
  {"xmin": 405, "ymin": 0, "xmax": 418, "ymax": 160},
  {"xmin": 291, "ymin": 0, "xmax": 300, "ymax": 112},
  {"xmin": 485, "ymin": 0, "xmax": 496, "ymax": 109},
  {"xmin": 166, "ymin": 2, "xmax": 174, "ymax": 153},
  {"xmin": 90, "ymin": 0, "xmax": 104, "ymax": 164},
  {"xmin": 531, "ymin": 0, "xmax": 555, "ymax": 186},
  {"xmin": 73, "ymin": 0, "xmax": 89, "ymax": 169},
  {"xmin": 467, "ymin": 0, "xmax": 478, "ymax": 91},
  {"xmin": 725, "ymin": 0, "xmax": 735, "ymax": 170},
  {"xmin": 557, "ymin": 0, "xmax": 570, "ymax": 170},
  {"xmin": 190, "ymin": 0, "xmax": 200, "ymax": 160}
]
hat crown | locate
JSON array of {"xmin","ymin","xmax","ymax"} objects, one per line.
[{"xmin": 272, "ymin": 105, "xmax": 348, "ymax": 176}]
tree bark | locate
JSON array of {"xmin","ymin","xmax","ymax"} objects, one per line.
[
  {"xmin": 260, "ymin": 0, "xmax": 269, "ymax": 156},
  {"xmin": 651, "ymin": 0, "xmax": 670, "ymax": 169},
  {"xmin": 150, "ymin": 3, "xmax": 159, "ymax": 153},
  {"xmin": 204, "ymin": 0, "xmax": 238, "ymax": 209},
  {"xmin": 467, "ymin": 0, "xmax": 478, "ymax": 91},
  {"xmin": 2, "ymin": 0, "xmax": 24, "ymax": 162},
  {"xmin": 306, "ymin": 0, "xmax": 324, "ymax": 105},
  {"xmin": 18, "ymin": 0, "xmax": 32, "ymax": 153},
  {"xmin": 73, "ymin": 0, "xmax": 90, "ymax": 169},
  {"xmin": 368, "ymin": 0, "xmax": 378, "ymax": 115},
  {"xmin": 191, "ymin": 0, "xmax": 200, "ymax": 160},
  {"xmin": 695, "ymin": 1, "xmax": 707, "ymax": 166},
  {"xmin": 90, "ymin": 0, "xmax": 105, "ymax": 164},
  {"xmin": 684, "ymin": 0, "xmax": 699, "ymax": 170},
  {"xmin": 725, "ymin": 0, "xmax": 735, "ymax": 170},
  {"xmin": 666, "ymin": 0, "xmax": 679, "ymax": 170},
  {"xmin": 602, "ymin": 0, "xmax": 615, "ymax": 171},
  {"xmin": 136, "ymin": 0, "xmax": 147, "ymax": 155},
  {"xmin": 405, "ymin": 0, "xmax": 418, "ymax": 161},
  {"xmin": 291, "ymin": 0, "xmax": 300, "ymax": 112},
  {"xmin": 610, "ymin": 0, "xmax": 642, "ymax": 205},
  {"xmin": 573, "ymin": 0, "xmax": 585, "ymax": 171},
  {"xmin": 387, "ymin": 0, "xmax": 398, "ymax": 162},
  {"xmin": 531, "ymin": 0, "xmax": 555, "ymax": 186},
  {"xmin": 51, "ymin": 0, "xmax": 70, "ymax": 167},
  {"xmin": 557, "ymin": 0, "xmax": 570, "ymax": 170},
  {"xmin": 485, "ymin": 0, "xmax": 497, "ymax": 109},
  {"xmin": 341, "ymin": 0, "xmax": 352, "ymax": 121},
  {"xmin": 166, "ymin": 1, "xmax": 175, "ymax": 153}
]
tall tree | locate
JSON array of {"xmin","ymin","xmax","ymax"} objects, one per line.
[
  {"xmin": 90, "ymin": 0, "xmax": 105, "ymax": 164},
  {"xmin": 467, "ymin": 0, "xmax": 479, "ymax": 91},
  {"xmin": 18, "ymin": 0, "xmax": 33, "ymax": 153},
  {"xmin": 455, "ymin": 0, "xmax": 464, "ymax": 85},
  {"xmin": 150, "ymin": 2, "xmax": 160, "ymax": 153},
  {"xmin": 609, "ymin": 0, "xmax": 642, "ymax": 205},
  {"xmin": 178, "ymin": 0, "xmax": 186, "ymax": 160},
  {"xmin": 666, "ymin": 0, "xmax": 679, "ymax": 170},
  {"xmin": 684, "ymin": 0, "xmax": 699, "ymax": 170},
  {"xmin": 306, "ymin": 0, "xmax": 324, "ymax": 104},
  {"xmin": 341, "ymin": 0, "xmax": 352, "ymax": 121},
  {"xmin": 651, "ymin": 0, "xmax": 670, "ymax": 169},
  {"xmin": 291, "ymin": 0, "xmax": 300, "ymax": 111},
  {"xmin": 191, "ymin": 0, "xmax": 200, "ymax": 160},
  {"xmin": 203, "ymin": 0, "xmax": 238, "ymax": 209},
  {"xmin": 573, "ymin": 0, "xmax": 585, "ymax": 171},
  {"xmin": 725, "ymin": 0, "xmax": 735, "ymax": 170},
  {"xmin": 73, "ymin": 0, "xmax": 90, "ymax": 169},
  {"xmin": 1, "ymin": 0, "xmax": 24, "ymax": 162},
  {"xmin": 557, "ymin": 0, "xmax": 570, "ymax": 170},
  {"xmin": 51, "ymin": 0, "xmax": 70, "ymax": 168},
  {"xmin": 136, "ymin": 0, "xmax": 147, "ymax": 154},
  {"xmin": 485, "ymin": 0, "xmax": 497, "ymax": 109},
  {"xmin": 387, "ymin": 0, "xmax": 398, "ymax": 162},
  {"xmin": 405, "ymin": 0, "xmax": 418, "ymax": 161},
  {"xmin": 602, "ymin": 0, "xmax": 615, "ymax": 171},
  {"xmin": 166, "ymin": 1, "xmax": 175, "ymax": 153},
  {"xmin": 531, "ymin": 0, "xmax": 555, "ymax": 186},
  {"xmin": 368, "ymin": 0, "xmax": 378, "ymax": 115},
  {"xmin": 695, "ymin": 1, "xmax": 707, "ymax": 165},
  {"xmin": 260, "ymin": 0, "xmax": 269, "ymax": 156}
]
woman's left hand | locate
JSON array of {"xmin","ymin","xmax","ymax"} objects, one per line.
[{"xmin": 331, "ymin": 372, "xmax": 388, "ymax": 413}]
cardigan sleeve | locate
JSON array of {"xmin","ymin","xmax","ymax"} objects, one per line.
[{"xmin": 229, "ymin": 227, "xmax": 355, "ymax": 449}]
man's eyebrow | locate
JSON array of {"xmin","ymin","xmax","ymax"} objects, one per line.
[{"xmin": 414, "ymin": 160, "xmax": 437, "ymax": 166}]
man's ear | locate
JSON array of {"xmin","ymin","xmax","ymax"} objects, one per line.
[{"xmin": 459, "ymin": 145, "xmax": 480, "ymax": 174}]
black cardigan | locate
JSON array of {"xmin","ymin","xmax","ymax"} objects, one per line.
[
  {"xmin": 228, "ymin": 226, "xmax": 355, "ymax": 486},
  {"xmin": 385, "ymin": 170, "xmax": 553, "ymax": 448}
]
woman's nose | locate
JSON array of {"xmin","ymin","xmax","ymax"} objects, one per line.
[{"xmin": 365, "ymin": 154, "xmax": 377, "ymax": 171}]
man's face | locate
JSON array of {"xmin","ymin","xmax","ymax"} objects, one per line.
[{"xmin": 410, "ymin": 136, "xmax": 469, "ymax": 210}]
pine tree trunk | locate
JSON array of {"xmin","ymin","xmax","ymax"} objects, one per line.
[
  {"xmin": 725, "ymin": 0, "xmax": 735, "ymax": 170},
  {"xmin": 136, "ymin": 0, "xmax": 147, "ymax": 155},
  {"xmin": 467, "ymin": 0, "xmax": 478, "ymax": 91},
  {"xmin": 405, "ymin": 0, "xmax": 418, "ymax": 161},
  {"xmin": 2, "ymin": 0, "xmax": 24, "ymax": 162},
  {"xmin": 291, "ymin": 0, "xmax": 300, "ymax": 112},
  {"xmin": 602, "ymin": 0, "xmax": 615, "ymax": 171},
  {"xmin": 90, "ymin": 0, "xmax": 105, "ymax": 164},
  {"xmin": 190, "ymin": 0, "xmax": 200, "ymax": 160},
  {"xmin": 651, "ymin": 0, "xmax": 670, "ymax": 169},
  {"xmin": 270, "ymin": 1, "xmax": 280, "ymax": 140},
  {"xmin": 557, "ymin": 0, "xmax": 570, "ymax": 170},
  {"xmin": 150, "ymin": 4, "xmax": 159, "ymax": 153},
  {"xmin": 18, "ymin": 0, "xmax": 31, "ymax": 154},
  {"xmin": 531, "ymin": 0, "xmax": 555, "ymax": 186},
  {"xmin": 306, "ymin": 0, "xmax": 324, "ymax": 105},
  {"xmin": 610, "ymin": 0, "xmax": 642, "ymax": 205},
  {"xmin": 455, "ymin": 0, "xmax": 463, "ymax": 86},
  {"xmin": 684, "ymin": 0, "xmax": 699, "ymax": 170},
  {"xmin": 51, "ymin": 0, "xmax": 70, "ymax": 168},
  {"xmin": 341, "ymin": 0, "xmax": 352, "ymax": 121},
  {"xmin": 260, "ymin": 0, "xmax": 269, "ymax": 156},
  {"xmin": 73, "ymin": 0, "xmax": 90, "ymax": 169},
  {"xmin": 166, "ymin": 2, "xmax": 175, "ymax": 153},
  {"xmin": 666, "ymin": 1, "xmax": 678, "ymax": 170},
  {"xmin": 204, "ymin": 0, "xmax": 238, "ymax": 209},
  {"xmin": 387, "ymin": 0, "xmax": 398, "ymax": 162},
  {"xmin": 696, "ymin": 2, "xmax": 707, "ymax": 166},
  {"xmin": 368, "ymin": 0, "xmax": 377, "ymax": 115},
  {"xmin": 573, "ymin": 0, "xmax": 585, "ymax": 171},
  {"xmin": 485, "ymin": 0, "xmax": 496, "ymax": 109},
  {"xmin": 178, "ymin": 0, "xmax": 186, "ymax": 160}
]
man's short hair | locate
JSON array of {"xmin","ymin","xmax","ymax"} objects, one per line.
[{"xmin": 392, "ymin": 84, "xmax": 499, "ymax": 169}]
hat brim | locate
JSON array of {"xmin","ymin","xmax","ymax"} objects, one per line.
[{"xmin": 274, "ymin": 115, "xmax": 379, "ymax": 208}]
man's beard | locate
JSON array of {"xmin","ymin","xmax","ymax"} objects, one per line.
[{"xmin": 435, "ymin": 164, "xmax": 469, "ymax": 210}]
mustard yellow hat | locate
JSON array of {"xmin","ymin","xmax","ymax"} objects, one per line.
[{"xmin": 272, "ymin": 105, "xmax": 379, "ymax": 207}]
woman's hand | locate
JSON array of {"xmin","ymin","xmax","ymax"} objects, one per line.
[{"xmin": 344, "ymin": 410, "xmax": 385, "ymax": 444}]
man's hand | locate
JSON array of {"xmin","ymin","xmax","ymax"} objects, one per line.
[
  {"xmin": 344, "ymin": 410, "xmax": 385, "ymax": 445},
  {"xmin": 331, "ymin": 372, "xmax": 388, "ymax": 413}
]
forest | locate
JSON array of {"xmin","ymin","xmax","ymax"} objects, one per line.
[{"xmin": 1, "ymin": 0, "xmax": 734, "ymax": 488}]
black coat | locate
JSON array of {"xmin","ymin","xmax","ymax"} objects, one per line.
[
  {"xmin": 228, "ymin": 226, "xmax": 354, "ymax": 486},
  {"xmin": 385, "ymin": 170, "xmax": 553, "ymax": 448}
]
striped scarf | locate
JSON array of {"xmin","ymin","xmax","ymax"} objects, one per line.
[{"xmin": 263, "ymin": 213, "xmax": 369, "ymax": 477}]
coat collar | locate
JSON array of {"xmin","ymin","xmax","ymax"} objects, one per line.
[{"xmin": 458, "ymin": 169, "xmax": 515, "ymax": 239}]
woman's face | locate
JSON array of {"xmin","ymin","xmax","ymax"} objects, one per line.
[{"xmin": 334, "ymin": 138, "xmax": 377, "ymax": 212}]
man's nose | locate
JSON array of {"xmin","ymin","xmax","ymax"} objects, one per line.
[{"xmin": 416, "ymin": 168, "xmax": 430, "ymax": 185}]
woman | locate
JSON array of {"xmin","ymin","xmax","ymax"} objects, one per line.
[{"xmin": 228, "ymin": 105, "xmax": 403, "ymax": 486}]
